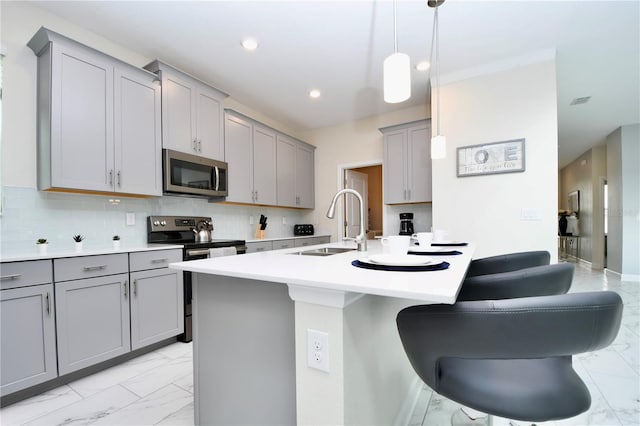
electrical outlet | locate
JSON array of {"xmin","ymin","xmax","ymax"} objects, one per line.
[
  {"xmin": 126, "ymin": 212, "xmax": 135, "ymax": 226},
  {"xmin": 249, "ymin": 215, "xmax": 254, "ymax": 225},
  {"xmin": 282, "ymin": 216, "xmax": 287, "ymax": 225},
  {"xmin": 307, "ymin": 329, "xmax": 329, "ymax": 373}
]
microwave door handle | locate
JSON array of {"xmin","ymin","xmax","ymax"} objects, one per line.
[{"xmin": 214, "ymin": 166, "xmax": 220, "ymax": 191}]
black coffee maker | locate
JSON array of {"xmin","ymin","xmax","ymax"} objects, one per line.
[{"xmin": 399, "ymin": 213, "xmax": 414, "ymax": 235}]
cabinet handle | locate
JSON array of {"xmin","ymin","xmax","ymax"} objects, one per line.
[
  {"xmin": 256, "ymin": 247, "xmax": 265, "ymax": 252},
  {"xmin": 403, "ymin": 189, "xmax": 407, "ymax": 200},
  {"xmin": 407, "ymin": 189, "xmax": 411, "ymax": 200},
  {"xmin": 151, "ymin": 258, "xmax": 168, "ymax": 264},
  {"xmin": 46, "ymin": 292, "xmax": 51, "ymax": 315},
  {"xmin": 117, "ymin": 171, "xmax": 121, "ymax": 187},
  {"xmin": 124, "ymin": 280, "xmax": 128, "ymax": 298},
  {"xmin": 255, "ymin": 191, "xmax": 258, "ymax": 202},
  {"xmin": 109, "ymin": 170, "xmax": 114, "ymax": 187},
  {"xmin": 0, "ymin": 274, "xmax": 22, "ymax": 281},
  {"xmin": 133, "ymin": 279, "xmax": 138, "ymax": 296},
  {"xmin": 83, "ymin": 265, "xmax": 107, "ymax": 272},
  {"xmin": 193, "ymin": 139, "xmax": 197, "ymax": 152},
  {"xmin": 198, "ymin": 139, "xmax": 202, "ymax": 152}
]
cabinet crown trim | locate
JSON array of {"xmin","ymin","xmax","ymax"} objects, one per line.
[
  {"xmin": 378, "ymin": 118, "xmax": 431, "ymax": 134},
  {"xmin": 144, "ymin": 59, "xmax": 228, "ymax": 98}
]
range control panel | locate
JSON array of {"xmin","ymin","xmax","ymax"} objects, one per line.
[{"xmin": 294, "ymin": 224, "xmax": 314, "ymax": 236}]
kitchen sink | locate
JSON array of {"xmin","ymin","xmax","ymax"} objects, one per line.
[{"xmin": 291, "ymin": 247, "xmax": 356, "ymax": 257}]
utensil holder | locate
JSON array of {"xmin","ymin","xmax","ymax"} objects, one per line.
[{"xmin": 255, "ymin": 225, "xmax": 266, "ymax": 240}]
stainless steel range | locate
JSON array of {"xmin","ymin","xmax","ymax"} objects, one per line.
[{"xmin": 147, "ymin": 215, "xmax": 246, "ymax": 342}]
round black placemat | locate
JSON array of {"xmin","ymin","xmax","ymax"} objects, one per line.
[{"xmin": 351, "ymin": 260, "xmax": 450, "ymax": 272}]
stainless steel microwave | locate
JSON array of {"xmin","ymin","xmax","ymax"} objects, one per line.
[{"xmin": 163, "ymin": 149, "xmax": 228, "ymax": 198}]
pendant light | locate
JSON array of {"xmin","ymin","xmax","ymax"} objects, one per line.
[
  {"xmin": 428, "ymin": 0, "xmax": 446, "ymax": 159},
  {"xmin": 384, "ymin": 0, "xmax": 411, "ymax": 103}
]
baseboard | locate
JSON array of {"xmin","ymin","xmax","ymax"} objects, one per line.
[
  {"xmin": 605, "ymin": 269, "xmax": 640, "ymax": 282},
  {"xmin": 393, "ymin": 376, "xmax": 423, "ymax": 426}
]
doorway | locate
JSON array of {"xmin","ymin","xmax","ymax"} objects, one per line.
[{"xmin": 337, "ymin": 162, "xmax": 383, "ymax": 241}]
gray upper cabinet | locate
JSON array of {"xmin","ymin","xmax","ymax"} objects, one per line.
[
  {"xmin": 27, "ymin": 27, "xmax": 162, "ymax": 196},
  {"xmin": 144, "ymin": 60, "xmax": 226, "ymax": 161},
  {"xmin": 381, "ymin": 120, "xmax": 432, "ymax": 204},
  {"xmin": 224, "ymin": 110, "xmax": 277, "ymax": 205},
  {"xmin": 276, "ymin": 134, "xmax": 315, "ymax": 208},
  {"xmin": 1, "ymin": 261, "xmax": 57, "ymax": 396}
]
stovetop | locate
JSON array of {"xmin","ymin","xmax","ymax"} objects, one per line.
[{"xmin": 147, "ymin": 215, "xmax": 245, "ymax": 249}]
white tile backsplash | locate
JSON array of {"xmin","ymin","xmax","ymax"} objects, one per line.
[{"xmin": 0, "ymin": 186, "xmax": 309, "ymax": 253}]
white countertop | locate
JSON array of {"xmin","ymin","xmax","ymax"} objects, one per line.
[
  {"xmin": 0, "ymin": 244, "xmax": 183, "ymax": 262},
  {"xmin": 170, "ymin": 240, "xmax": 475, "ymax": 304}
]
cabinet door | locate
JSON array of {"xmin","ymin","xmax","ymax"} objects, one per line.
[
  {"xmin": 253, "ymin": 125, "xmax": 277, "ymax": 205},
  {"xmin": 224, "ymin": 113, "xmax": 254, "ymax": 203},
  {"xmin": 130, "ymin": 268, "xmax": 184, "ymax": 350},
  {"xmin": 407, "ymin": 124, "xmax": 432, "ymax": 203},
  {"xmin": 383, "ymin": 129, "xmax": 408, "ymax": 204},
  {"xmin": 296, "ymin": 144, "xmax": 315, "ymax": 208},
  {"xmin": 196, "ymin": 85, "xmax": 224, "ymax": 161},
  {"xmin": 1, "ymin": 284, "xmax": 57, "ymax": 396},
  {"xmin": 51, "ymin": 43, "xmax": 113, "ymax": 192},
  {"xmin": 55, "ymin": 274, "xmax": 131, "ymax": 375},
  {"xmin": 114, "ymin": 67, "xmax": 162, "ymax": 196},
  {"xmin": 161, "ymin": 72, "xmax": 197, "ymax": 154},
  {"xmin": 276, "ymin": 135, "xmax": 297, "ymax": 207}
]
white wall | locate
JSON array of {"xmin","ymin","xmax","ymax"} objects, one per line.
[
  {"xmin": 432, "ymin": 60, "xmax": 559, "ymax": 260},
  {"xmin": 606, "ymin": 124, "xmax": 640, "ymax": 280}
]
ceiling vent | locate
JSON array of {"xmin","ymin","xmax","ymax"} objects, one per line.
[{"xmin": 570, "ymin": 96, "xmax": 591, "ymax": 105}]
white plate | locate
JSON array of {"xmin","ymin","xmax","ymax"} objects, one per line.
[
  {"xmin": 363, "ymin": 254, "xmax": 440, "ymax": 267},
  {"xmin": 408, "ymin": 246, "xmax": 448, "ymax": 253}
]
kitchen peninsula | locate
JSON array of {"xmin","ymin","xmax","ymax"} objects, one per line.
[{"xmin": 170, "ymin": 239, "xmax": 475, "ymax": 425}]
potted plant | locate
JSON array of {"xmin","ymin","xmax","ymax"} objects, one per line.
[
  {"xmin": 112, "ymin": 235, "xmax": 121, "ymax": 250},
  {"xmin": 72, "ymin": 234, "xmax": 84, "ymax": 251},
  {"xmin": 37, "ymin": 238, "xmax": 48, "ymax": 255}
]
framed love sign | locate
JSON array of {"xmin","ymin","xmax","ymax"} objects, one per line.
[{"xmin": 457, "ymin": 138, "xmax": 525, "ymax": 177}]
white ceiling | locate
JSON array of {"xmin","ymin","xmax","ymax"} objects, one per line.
[{"xmin": 29, "ymin": 0, "xmax": 639, "ymax": 168}]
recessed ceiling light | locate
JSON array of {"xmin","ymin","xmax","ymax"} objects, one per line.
[
  {"xmin": 241, "ymin": 38, "xmax": 258, "ymax": 51},
  {"xmin": 416, "ymin": 61, "xmax": 430, "ymax": 72},
  {"xmin": 309, "ymin": 89, "xmax": 321, "ymax": 99}
]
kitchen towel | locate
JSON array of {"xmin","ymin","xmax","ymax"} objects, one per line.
[
  {"xmin": 351, "ymin": 260, "xmax": 449, "ymax": 272},
  {"xmin": 209, "ymin": 247, "xmax": 237, "ymax": 258}
]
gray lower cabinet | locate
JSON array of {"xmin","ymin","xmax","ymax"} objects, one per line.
[
  {"xmin": 1, "ymin": 260, "xmax": 57, "ymax": 396},
  {"xmin": 54, "ymin": 254, "xmax": 131, "ymax": 375},
  {"xmin": 272, "ymin": 239, "xmax": 295, "ymax": 250},
  {"xmin": 245, "ymin": 241, "xmax": 273, "ymax": 253},
  {"xmin": 55, "ymin": 273, "xmax": 131, "ymax": 375},
  {"xmin": 129, "ymin": 250, "xmax": 184, "ymax": 350}
]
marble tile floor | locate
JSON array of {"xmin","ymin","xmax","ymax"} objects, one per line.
[{"xmin": 1, "ymin": 262, "xmax": 638, "ymax": 426}]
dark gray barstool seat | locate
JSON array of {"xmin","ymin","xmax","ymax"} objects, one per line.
[
  {"xmin": 396, "ymin": 291, "xmax": 623, "ymax": 422},
  {"xmin": 465, "ymin": 250, "xmax": 550, "ymax": 278},
  {"xmin": 457, "ymin": 263, "xmax": 574, "ymax": 301}
]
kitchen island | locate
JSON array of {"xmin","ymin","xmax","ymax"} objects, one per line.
[{"xmin": 170, "ymin": 240, "xmax": 475, "ymax": 425}]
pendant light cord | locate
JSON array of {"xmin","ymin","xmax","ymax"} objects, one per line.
[
  {"xmin": 428, "ymin": 6, "xmax": 441, "ymax": 136},
  {"xmin": 393, "ymin": 0, "xmax": 398, "ymax": 53}
]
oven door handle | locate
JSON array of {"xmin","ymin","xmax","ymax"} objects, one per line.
[{"xmin": 186, "ymin": 248, "xmax": 212, "ymax": 257}]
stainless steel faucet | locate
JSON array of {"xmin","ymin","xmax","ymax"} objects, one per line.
[{"xmin": 326, "ymin": 189, "xmax": 367, "ymax": 252}]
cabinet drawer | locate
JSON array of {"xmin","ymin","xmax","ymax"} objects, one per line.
[
  {"xmin": 1, "ymin": 260, "xmax": 52, "ymax": 290},
  {"xmin": 129, "ymin": 249, "xmax": 182, "ymax": 272},
  {"xmin": 54, "ymin": 254, "xmax": 128, "ymax": 282},
  {"xmin": 272, "ymin": 239, "xmax": 295, "ymax": 250},
  {"xmin": 246, "ymin": 241, "xmax": 273, "ymax": 253},
  {"xmin": 294, "ymin": 238, "xmax": 317, "ymax": 248}
]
